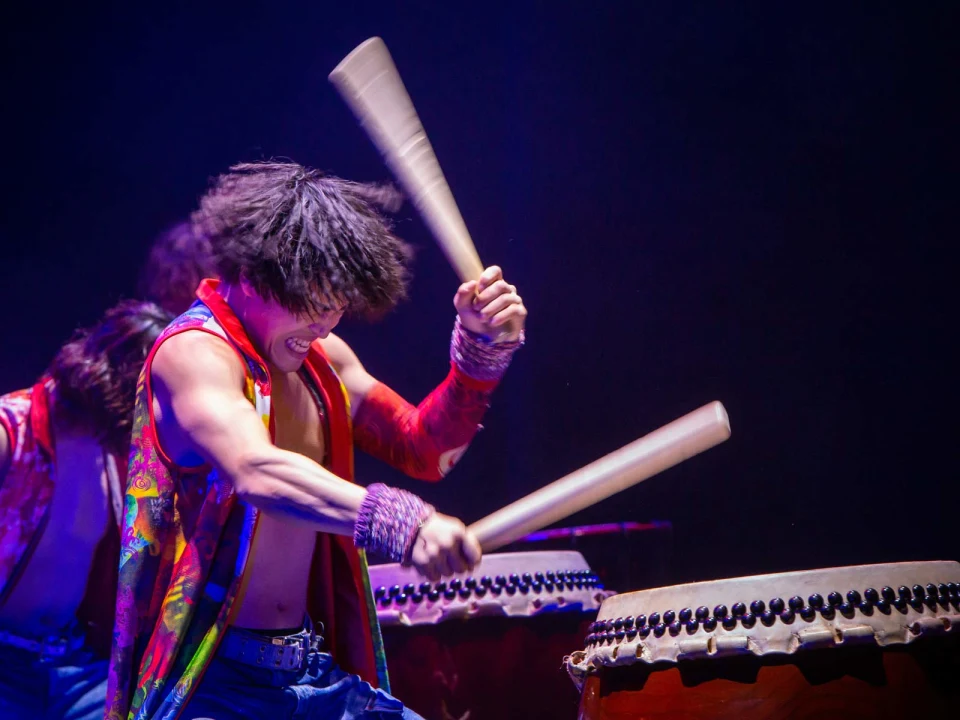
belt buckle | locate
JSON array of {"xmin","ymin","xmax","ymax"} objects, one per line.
[{"xmin": 267, "ymin": 635, "xmax": 305, "ymax": 671}]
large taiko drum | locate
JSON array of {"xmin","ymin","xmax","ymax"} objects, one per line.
[
  {"xmin": 369, "ymin": 551, "xmax": 614, "ymax": 720},
  {"xmin": 566, "ymin": 561, "xmax": 960, "ymax": 719}
]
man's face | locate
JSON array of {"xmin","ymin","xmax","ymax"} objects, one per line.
[{"xmin": 238, "ymin": 281, "xmax": 346, "ymax": 372}]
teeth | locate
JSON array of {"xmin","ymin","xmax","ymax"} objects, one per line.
[{"xmin": 286, "ymin": 338, "xmax": 311, "ymax": 353}]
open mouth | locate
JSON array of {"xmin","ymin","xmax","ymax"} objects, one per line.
[{"xmin": 285, "ymin": 337, "xmax": 312, "ymax": 354}]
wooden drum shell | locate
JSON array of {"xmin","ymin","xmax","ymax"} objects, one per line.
[{"xmin": 579, "ymin": 633, "xmax": 960, "ymax": 719}]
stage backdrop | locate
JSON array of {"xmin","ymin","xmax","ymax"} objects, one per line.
[{"xmin": 1, "ymin": 3, "xmax": 953, "ymax": 586}]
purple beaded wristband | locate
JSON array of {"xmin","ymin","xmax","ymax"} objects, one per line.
[
  {"xmin": 450, "ymin": 316, "xmax": 525, "ymax": 382},
  {"xmin": 353, "ymin": 483, "xmax": 436, "ymax": 563}
]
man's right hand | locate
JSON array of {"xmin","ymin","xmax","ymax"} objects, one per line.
[{"xmin": 406, "ymin": 512, "xmax": 482, "ymax": 582}]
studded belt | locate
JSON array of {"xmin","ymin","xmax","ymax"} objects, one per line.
[{"xmin": 217, "ymin": 618, "xmax": 323, "ymax": 672}]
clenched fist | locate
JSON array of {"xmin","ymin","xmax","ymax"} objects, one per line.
[
  {"xmin": 454, "ymin": 265, "xmax": 526, "ymax": 343},
  {"xmin": 405, "ymin": 512, "xmax": 482, "ymax": 582}
]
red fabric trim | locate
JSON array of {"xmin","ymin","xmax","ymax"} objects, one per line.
[
  {"xmin": 0, "ymin": 402, "xmax": 14, "ymax": 479},
  {"xmin": 195, "ymin": 279, "xmax": 271, "ymax": 395},
  {"xmin": 301, "ymin": 341, "xmax": 377, "ymax": 685},
  {"xmin": 29, "ymin": 380, "xmax": 54, "ymax": 457},
  {"xmin": 302, "ymin": 343, "xmax": 352, "ymax": 480}
]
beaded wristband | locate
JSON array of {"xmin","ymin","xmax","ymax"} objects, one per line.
[
  {"xmin": 353, "ymin": 483, "xmax": 436, "ymax": 563},
  {"xmin": 450, "ymin": 316, "xmax": 525, "ymax": 382}
]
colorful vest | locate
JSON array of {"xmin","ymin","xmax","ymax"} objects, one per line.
[
  {"xmin": 0, "ymin": 379, "xmax": 122, "ymax": 657},
  {"xmin": 106, "ymin": 280, "xmax": 385, "ymax": 720}
]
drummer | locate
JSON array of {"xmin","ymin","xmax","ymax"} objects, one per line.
[{"xmin": 105, "ymin": 161, "xmax": 527, "ymax": 720}]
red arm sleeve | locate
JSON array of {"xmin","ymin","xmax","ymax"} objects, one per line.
[{"xmin": 352, "ymin": 363, "xmax": 500, "ymax": 481}]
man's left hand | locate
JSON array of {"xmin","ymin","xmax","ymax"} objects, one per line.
[{"xmin": 453, "ymin": 266, "xmax": 527, "ymax": 343}]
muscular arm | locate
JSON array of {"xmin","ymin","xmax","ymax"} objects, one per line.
[
  {"xmin": 322, "ymin": 333, "xmax": 498, "ymax": 482},
  {"xmin": 152, "ymin": 332, "xmax": 366, "ymax": 536}
]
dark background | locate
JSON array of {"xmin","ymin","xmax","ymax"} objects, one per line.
[{"xmin": 2, "ymin": 3, "xmax": 954, "ymax": 587}]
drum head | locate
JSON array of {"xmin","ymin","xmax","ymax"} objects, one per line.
[
  {"xmin": 368, "ymin": 550, "xmax": 614, "ymax": 626},
  {"xmin": 568, "ymin": 560, "xmax": 960, "ymax": 685}
]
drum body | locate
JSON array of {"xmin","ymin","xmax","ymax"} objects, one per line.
[
  {"xmin": 369, "ymin": 551, "xmax": 614, "ymax": 720},
  {"xmin": 567, "ymin": 561, "xmax": 960, "ymax": 719}
]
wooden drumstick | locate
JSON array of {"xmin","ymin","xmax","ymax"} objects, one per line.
[
  {"xmin": 329, "ymin": 37, "xmax": 484, "ymax": 283},
  {"xmin": 469, "ymin": 401, "xmax": 731, "ymax": 552}
]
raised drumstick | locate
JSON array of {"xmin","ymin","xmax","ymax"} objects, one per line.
[
  {"xmin": 329, "ymin": 37, "xmax": 484, "ymax": 283},
  {"xmin": 469, "ymin": 401, "xmax": 731, "ymax": 552}
]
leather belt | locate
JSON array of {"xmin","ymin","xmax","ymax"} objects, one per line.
[{"xmin": 217, "ymin": 619, "xmax": 323, "ymax": 672}]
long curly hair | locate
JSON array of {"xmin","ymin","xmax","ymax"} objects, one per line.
[
  {"xmin": 191, "ymin": 161, "xmax": 412, "ymax": 319},
  {"xmin": 48, "ymin": 300, "xmax": 172, "ymax": 454},
  {"xmin": 139, "ymin": 221, "xmax": 218, "ymax": 315}
]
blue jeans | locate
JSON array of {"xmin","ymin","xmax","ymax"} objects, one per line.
[
  {"xmin": 0, "ymin": 644, "xmax": 108, "ymax": 720},
  {"xmin": 183, "ymin": 648, "xmax": 423, "ymax": 720}
]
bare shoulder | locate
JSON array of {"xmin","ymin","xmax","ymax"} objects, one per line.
[
  {"xmin": 152, "ymin": 330, "xmax": 246, "ymax": 393},
  {"xmin": 150, "ymin": 329, "xmax": 261, "ymax": 466},
  {"xmin": 317, "ymin": 332, "xmax": 361, "ymax": 374}
]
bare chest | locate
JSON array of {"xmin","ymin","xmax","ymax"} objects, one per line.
[
  {"xmin": 231, "ymin": 370, "xmax": 328, "ymax": 628},
  {"xmin": 269, "ymin": 369, "xmax": 327, "ymax": 464}
]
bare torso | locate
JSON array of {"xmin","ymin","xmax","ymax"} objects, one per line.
[
  {"xmin": 0, "ymin": 428, "xmax": 110, "ymax": 637},
  {"xmin": 231, "ymin": 367, "xmax": 328, "ymax": 630}
]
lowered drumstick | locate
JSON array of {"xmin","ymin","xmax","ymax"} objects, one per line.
[
  {"xmin": 329, "ymin": 37, "xmax": 484, "ymax": 283},
  {"xmin": 469, "ymin": 401, "xmax": 731, "ymax": 552}
]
